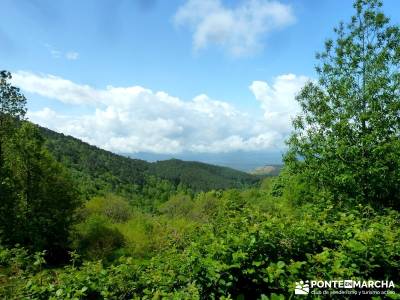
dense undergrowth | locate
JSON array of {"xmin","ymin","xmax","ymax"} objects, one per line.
[{"xmin": 1, "ymin": 177, "xmax": 399, "ymax": 299}]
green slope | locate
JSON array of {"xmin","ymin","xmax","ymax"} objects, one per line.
[
  {"xmin": 40, "ymin": 127, "xmax": 150, "ymax": 186},
  {"xmin": 39, "ymin": 126, "xmax": 261, "ymax": 194},
  {"xmin": 149, "ymin": 159, "xmax": 260, "ymax": 190},
  {"xmin": 249, "ymin": 165, "xmax": 283, "ymax": 176}
]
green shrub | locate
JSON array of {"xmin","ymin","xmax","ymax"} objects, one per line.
[
  {"xmin": 83, "ymin": 194, "xmax": 132, "ymax": 223},
  {"xmin": 72, "ymin": 216, "xmax": 125, "ymax": 260}
]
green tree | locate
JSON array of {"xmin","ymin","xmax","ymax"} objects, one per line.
[
  {"xmin": 0, "ymin": 71, "xmax": 27, "ymax": 245},
  {"xmin": 285, "ymin": 0, "xmax": 400, "ymax": 208},
  {"xmin": 5, "ymin": 123, "xmax": 80, "ymax": 253},
  {"xmin": 0, "ymin": 70, "xmax": 27, "ymax": 161},
  {"xmin": 0, "ymin": 72, "xmax": 80, "ymax": 256}
]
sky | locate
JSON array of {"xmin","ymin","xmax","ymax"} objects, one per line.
[{"xmin": 1, "ymin": 0, "xmax": 400, "ymax": 165}]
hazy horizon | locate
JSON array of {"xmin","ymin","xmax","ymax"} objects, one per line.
[{"xmin": 129, "ymin": 150, "xmax": 283, "ymax": 171}]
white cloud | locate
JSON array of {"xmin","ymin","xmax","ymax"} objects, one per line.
[
  {"xmin": 50, "ymin": 49, "xmax": 62, "ymax": 58},
  {"xmin": 66, "ymin": 51, "xmax": 79, "ymax": 60},
  {"xmin": 12, "ymin": 71, "xmax": 101, "ymax": 105},
  {"xmin": 250, "ymin": 74, "xmax": 309, "ymax": 134},
  {"xmin": 44, "ymin": 44, "xmax": 79, "ymax": 61},
  {"xmin": 14, "ymin": 71, "xmax": 307, "ymax": 154},
  {"xmin": 173, "ymin": 0, "xmax": 295, "ymax": 57}
]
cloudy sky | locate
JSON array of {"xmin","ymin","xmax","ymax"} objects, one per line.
[{"xmin": 2, "ymin": 0, "xmax": 400, "ymax": 158}]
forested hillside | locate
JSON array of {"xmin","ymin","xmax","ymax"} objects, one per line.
[
  {"xmin": 148, "ymin": 159, "xmax": 260, "ymax": 190},
  {"xmin": 41, "ymin": 126, "xmax": 149, "ymax": 185},
  {"xmin": 1, "ymin": 0, "xmax": 399, "ymax": 299},
  {"xmin": 40, "ymin": 126, "xmax": 261, "ymax": 197}
]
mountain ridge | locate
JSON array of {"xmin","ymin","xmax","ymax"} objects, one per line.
[{"xmin": 38, "ymin": 125, "xmax": 262, "ymax": 195}]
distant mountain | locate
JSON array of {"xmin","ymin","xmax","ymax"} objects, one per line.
[
  {"xmin": 39, "ymin": 126, "xmax": 262, "ymax": 194},
  {"xmin": 148, "ymin": 159, "xmax": 260, "ymax": 191},
  {"xmin": 130, "ymin": 151, "xmax": 283, "ymax": 172},
  {"xmin": 249, "ymin": 165, "xmax": 283, "ymax": 176}
]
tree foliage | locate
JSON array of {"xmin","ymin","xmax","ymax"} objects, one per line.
[
  {"xmin": 2, "ymin": 181, "xmax": 399, "ymax": 299},
  {"xmin": 0, "ymin": 71, "xmax": 28, "ymax": 245},
  {"xmin": 2, "ymin": 123, "xmax": 80, "ymax": 253},
  {"xmin": 0, "ymin": 70, "xmax": 27, "ymax": 143},
  {"xmin": 285, "ymin": 0, "xmax": 400, "ymax": 208},
  {"xmin": 0, "ymin": 73, "xmax": 80, "ymax": 257}
]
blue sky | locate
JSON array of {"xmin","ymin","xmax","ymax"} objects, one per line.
[{"xmin": 1, "ymin": 0, "xmax": 400, "ymax": 160}]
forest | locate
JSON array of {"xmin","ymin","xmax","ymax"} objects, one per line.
[{"xmin": 0, "ymin": 0, "xmax": 399, "ymax": 299}]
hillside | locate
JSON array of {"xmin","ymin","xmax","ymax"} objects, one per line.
[
  {"xmin": 249, "ymin": 164, "xmax": 283, "ymax": 176},
  {"xmin": 40, "ymin": 127, "xmax": 150, "ymax": 185},
  {"xmin": 39, "ymin": 126, "xmax": 262, "ymax": 195},
  {"xmin": 148, "ymin": 158, "xmax": 260, "ymax": 190}
]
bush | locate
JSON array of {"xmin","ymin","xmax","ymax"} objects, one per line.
[
  {"xmin": 158, "ymin": 193, "xmax": 194, "ymax": 217},
  {"xmin": 83, "ymin": 194, "xmax": 132, "ymax": 223},
  {"xmin": 72, "ymin": 216, "xmax": 125, "ymax": 260}
]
